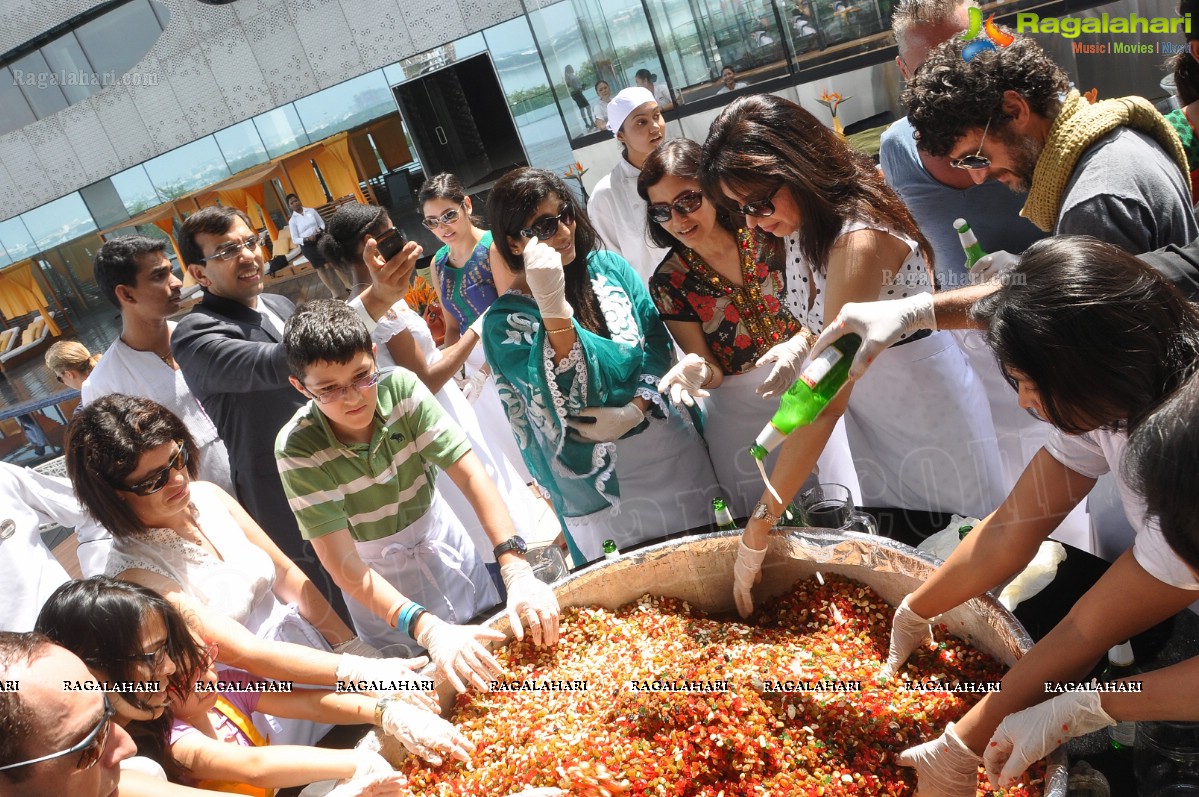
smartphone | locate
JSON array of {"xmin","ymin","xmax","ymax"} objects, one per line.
[{"xmin": 375, "ymin": 228, "xmax": 406, "ymax": 263}]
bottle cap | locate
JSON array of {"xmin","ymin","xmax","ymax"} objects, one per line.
[
  {"xmin": 602, "ymin": 539, "xmax": 618, "ymax": 554},
  {"xmin": 713, "ymin": 497, "xmax": 728, "ymax": 511},
  {"xmin": 954, "ymin": 218, "xmax": 970, "ymax": 232},
  {"xmin": 1108, "ymin": 641, "xmax": 1134, "ymax": 667}
]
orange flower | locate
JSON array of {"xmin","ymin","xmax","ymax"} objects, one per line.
[
  {"xmin": 1084, "ymin": 87, "xmax": 1098, "ymax": 104},
  {"xmin": 405, "ymin": 275, "xmax": 436, "ymax": 311}
]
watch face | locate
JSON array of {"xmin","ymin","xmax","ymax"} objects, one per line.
[{"xmin": 496, "ymin": 536, "xmax": 527, "ymax": 555}]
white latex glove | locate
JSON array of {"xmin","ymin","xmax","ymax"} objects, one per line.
[
  {"xmin": 461, "ymin": 369, "xmax": 490, "ymax": 403},
  {"xmin": 879, "ymin": 596, "xmax": 938, "ymax": 680},
  {"xmin": 754, "ymin": 332, "xmax": 811, "ymax": 399},
  {"xmin": 468, "ymin": 310, "xmax": 488, "ymax": 338},
  {"xmin": 335, "ymin": 654, "xmax": 438, "ymax": 712},
  {"xmin": 565, "ymin": 403, "xmax": 645, "ymax": 443},
  {"xmin": 501, "ymin": 560, "xmax": 561, "ymax": 646},
  {"xmin": 380, "ymin": 700, "xmax": 475, "ymax": 766},
  {"xmin": 333, "ymin": 637, "xmax": 383, "ymax": 657},
  {"xmin": 733, "ymin": 540, "xmax": 768, "ymax": 618},
  {"xmin": 659, "ymin": 353, "xmax": 712, "ymax": 407},
  {"xmin": 326, "ymin": 772, "xmax": 409, "ymax": 797},
  {"xmin": 969, "ymin": 249, "xmax": 1020, "ymax": 284},
  {"xmin": 522, "ymin": 237, "xmax": 573, "ymax": 320},
  {"xmin": 896, "ymin": 722, "xmax": 983, "ymax": 797},
  {"xmin": 985, "ymin": 692, "xmax": 1115, "ymax": 790},
  {"xmin": 353, "ymin": 749, "xmax": 395, "ymax": 780},
  {"xmin": 811, "ymin": 293, "xmax": 937, "ymax": 381},
  {"xmin": 415, "ymin": 615, "xmax": 507, "ymax": 693}
]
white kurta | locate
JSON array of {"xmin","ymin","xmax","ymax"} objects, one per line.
[
  {"xmin": 355, "ymin": 297, "xmax": 543, "ymax": 564},
  {"xmin": 82, "ymin": 324, "xmax": 234, "ymax": 493},
  {"xmin": 0, "ymin": 463, "xmax": 111, "ymax": 631},
  {"xmin": 782, "ymin": 221, "xmax": 1006, "ymax": 518},
  {"xmin": 104, "ymin": 481, "xmax": 332, "ymax": 746},
  {"xmin": 588, "ymin": 157, "xmax": 672, "ymax": 284}
]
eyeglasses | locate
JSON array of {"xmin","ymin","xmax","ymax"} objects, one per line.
[
  {"xmin": 648, "ymin": 191, "xmax": 704, "ymax": 224},
  {"xmin": 117, "ymin": 441, "xmax": 189, "ymax": 496},
  {"xmin": 0, "ymin": 695, "xmax": 115, "ymax": 772},
  {"xmin": 305, "ymin": 370, "xmax": 384, "ymax": 405},
  {"xmin": 518, "ymin": 205, "xmax": 574, "ymax": 240},
  {"xmin": 421, "ymin": 205, "xmax": 464, "ymax": 230},
  {"xmin": 114, "ymin": 635, "xmax": 172, "ymax": 671},
  {"xmin": 202, "ymin": 235, "xmax": 261, "ymax": 262},
  {"xmin": 950, "ymin": 118, "xmax": 993, "ymax": 171},
  {"xmin": 736, "ymin": 187, "xmax": 780, "ymax": 218}
]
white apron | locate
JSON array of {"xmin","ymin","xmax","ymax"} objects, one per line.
[
  {"xmin": 844, "ymin": 330, "xmax": 1007, "ymax": 518},
  {"xmin": 463, "ymin": 343, "xmax": 534, "ymax": 484},
  {"xmin": 344, "ymin": 492, "xmax": 499, "ymax": 657},
  {"xmin": 699, "ymin": 365, "xmax": 861, "ymax": 520}
]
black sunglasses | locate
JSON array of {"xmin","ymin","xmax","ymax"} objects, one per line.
[
  {"xmin": 117, "ymin": 441, "xmax": 189, "ymax": 496},
  {"xmin": 648, "ymin": 191, "xmax": 704, "ymax": 224},
  {"xmin": 0, "ymin": 695, "xmax": 114, "ymax": 772},
  {"xmin": 737, "ymin": 187, "xmax": 780, "ymax": 218},
  {"xmin": 519, "ymin": 205, "xmax": 574, "ymax": 240},
  {"xmin": 950, "ymin": 118, "xmax": 993, "ymax": 171}
]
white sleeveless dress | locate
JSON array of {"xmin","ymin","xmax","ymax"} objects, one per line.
[{"xmin": 105, "ymin": 481, "xmax": 332, "ymax": 746}]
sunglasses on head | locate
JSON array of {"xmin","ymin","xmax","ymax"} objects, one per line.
[
  {"xmin": 0, "ymin": 695, "xmax": 115, "ymax": 772},
  {"xmin": 950, "ymin": 117, "xmax": 993, "ymax": 171},
  {"xmin": 117, "ymin": 441, "xmax": 189, "ymax": 496},
  {"xmin": 421, "ymin": 204, "xmax": 463, "ymax": 230},
  {"xmin": 519, "ymin": 205, "xmax": 574, "ymax": 240},
  {"xmin": 736, "ymin": 186, "xmax": 780, "ymax": 218},
  {"xmin": 648, "ymin": 191, "xmax": 704, "ymax": 224}
]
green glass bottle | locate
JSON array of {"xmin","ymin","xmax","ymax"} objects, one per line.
[
  {"xmin": 712, "ymin": 497, "xmax": 737, "ymax": 531},
  {"xmin": 954, "ymin": 218, "xmax": 988, "ymax": 271},
  {"xmin": 750, "ymin": 333, "xmax": 862, "ymax": 460},
  {"xmin": 602, "ymin": 539, "xmax": 620, "ymax": 560}
]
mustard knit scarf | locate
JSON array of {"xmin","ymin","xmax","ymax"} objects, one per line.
[{"xmin": 1022, "ymin": 89, "xmax": 1189, "ymax": 231}]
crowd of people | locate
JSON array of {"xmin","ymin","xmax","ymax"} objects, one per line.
[{"xmin": 8, "ymin": 2, "xmax": 1199, "ymax": 795}]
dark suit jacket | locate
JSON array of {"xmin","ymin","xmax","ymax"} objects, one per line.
[{"xmin": 171, "ymin": 291, "xmax": 306, "ymax": 550}]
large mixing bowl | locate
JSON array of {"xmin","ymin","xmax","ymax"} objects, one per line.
[{"xmin": 467, "ymin": 529, "xmax": 1068, "ymax": 795}]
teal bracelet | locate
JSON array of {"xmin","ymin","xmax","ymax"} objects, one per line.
[{"xmin": 398, "ymin": 602, "xmax": 426, "ymax": 636}]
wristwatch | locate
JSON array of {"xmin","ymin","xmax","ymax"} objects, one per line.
[
  {"xmin": 493, "ymin": 535, "xmax": 528, "ymax": 559},
  {"xmin": 752, "ymin": 502, "xmax": 781, "ymax": 527},
  {"xmin": 374, "ymin": 695, "xmax": 395, "ymax": 726}
]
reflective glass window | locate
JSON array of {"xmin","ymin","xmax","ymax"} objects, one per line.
[
  {"xmin": 214, "ymin": 119, "xmax": 270, "ymax": 174},
  {"xmin": 11, "ymin": 50, "xmax": 69, "ymax": 118},
  {"xmin": 75, "ymin": 0, "xmax": 163, "ymax": 78},
  {"xmin": 111, "ymin": 165, "xmax": 162, "ymax": 216},
  {"xmin": 143, "ymin": 137, "xmax": 231, "ymax": 199},
  {"xmin": 293, "ymin": 70, "xmax": 394, "ymax": 140},
  {"xmin": 20, "ymin": 193, "xmax": 96, "ymax": 250},
  {"xmin": 253, "ymin": 105, "xmax": 311, "ymax": 159},
  {"xmin": 0, "ymin": 218, "xmax": 38, "ymax": 263},
  {"xmin": 40, "ymin": 33, "xmax": 97, "ymax": 104},
  {"xmin": 79, "ymin": 179, "xmax": 132, "ymax": 229},
  {"xmin": 0, "ymin": 68, "xmax": 36, "ymax": 137}
]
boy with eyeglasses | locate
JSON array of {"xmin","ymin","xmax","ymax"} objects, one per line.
[
  {"xmin": 173, "ymin": 206, "xmax": 419, "ymax": 627},
  {"xmin": 275, "ymin": 300, "xmax": 560, "ymax": 693}
]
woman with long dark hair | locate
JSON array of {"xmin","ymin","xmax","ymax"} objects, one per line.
[
  {"xmin": 66, "ymin": 395, "xmax": 435, "ymax": 746},
  {"xmin": 701, "ymin": 95, "xmax": 1004, "ymax": 617},
  {"xmin": 485, "ymin": 166, "xmax": 721, "ymax": 564},
  {"xmin": 320, "ymin": 201, "xmax": 544, "ymax": 596},
  {"xmin": 639, "ymin": 138, "xmax": 859, "ymax": 519},
  {"xmin": 882, "ymin": 238, "xmax": 1199, "ymax": 793}
]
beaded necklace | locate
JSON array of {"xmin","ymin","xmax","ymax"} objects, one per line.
[{"xmin": 679, "ymin": 228, "xmax": 796, "ymax": 360}]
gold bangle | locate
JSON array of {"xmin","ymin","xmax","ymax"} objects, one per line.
[
  {"xmin": 699, "ymin": 360, "xmax": 716, "ymax": 389},
  {"xmin": 374, "ymin": 696, "xmax": 394, "ymax": 726},
  {"xmin": 545, "ymin": 325, "xmax": 575, "ymax": 336}
]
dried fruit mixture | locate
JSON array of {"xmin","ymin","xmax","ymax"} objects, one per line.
[{"xmin": 399, "ymin": 575, "xmax": 1045, "ymax": 796}]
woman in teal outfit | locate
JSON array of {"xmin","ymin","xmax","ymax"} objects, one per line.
[{"xmin": 484, "ymin": 167, "xmax": 721, "ymax": 565}]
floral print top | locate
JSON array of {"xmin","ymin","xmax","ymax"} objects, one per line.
[{"xmin": 648, "ymin": 228, "xmax": 801, "ymax": 374}]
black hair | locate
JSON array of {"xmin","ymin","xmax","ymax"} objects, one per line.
[
  {"xmin": 970, "ymin": 236, "xmax": 1199, "ymax": 434},
  {"xmin": 284, "ymin": 298, "xmax": 373, "ymax": 379},
  {"xmin": 178, "ymin": 206, "xmax": 253, "ymax": 268},
  {"xmin": 36, "ymin": 578, "xmax": 207, "ymax": 779},
  {"xmin": 487, "ymin": 167, "xmax": 611, "ymax": 337},
  {"xmin": 285, "ymin": 193, "xmax": 300, "ymax": 203},
  {"xmin": 1182, "ymin": 0, "xmax": 1199, "ymax": 42},
  {"xmin": 1171, "ymin": 49, "xmax": 1199, "ymax": 107},
  {"xmin": 1124, "ymin": 370, "xmax": 1199, "ymax": 572},
  {"xmin": 317, "ymin": 203, "xmax": 389, "ymax": 270},
  {"xmin": 0, "ymin": 631, "xmax": 53, "ymax": 779},
  {"xmin": 635, "ymin": 68, "xmax": 656, "ymax": 83},
  {"xmin": 93, "ymin": 236, "xmax": 169, "ymax": 308},
  {"xmin": 66, "ymin": 395, "xmax": 200, "ymax": 539},
  {"xmin": 638, "ymin": 138, "xmax": 739, "ymax": 251}
]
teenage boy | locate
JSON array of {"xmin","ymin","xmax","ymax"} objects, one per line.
[{"xmin": 276, "ymin": 300, "xmax": 560, "ymax": 693}]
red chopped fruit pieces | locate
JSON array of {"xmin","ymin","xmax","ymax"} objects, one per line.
[{"xmin": 397, "ymin": 579, "xmax": 1045, "ymax": 796}]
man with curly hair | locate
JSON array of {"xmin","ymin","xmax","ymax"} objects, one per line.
[{"xmin": 905, "ymin": 34, "xmax": 1197, "ymax": 255}]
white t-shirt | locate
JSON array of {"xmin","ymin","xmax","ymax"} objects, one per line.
[
  {"xmin": 0, "ymin": 463, "xmax": 112, "ymax": 631},
  {"xmin": 1043, "ymin": 426, "xmax": 1199, "ymax": 589},
  {"xmin": 588, "ymin": 157, "xmax": 671, "ymax": 284},
  {"xmin": 715, "ymin": 82, "xmax": 748, "ymax": 94},
  {"xmin": 81, "ymin": 324, "xmax": 233, "ymax": 493}
]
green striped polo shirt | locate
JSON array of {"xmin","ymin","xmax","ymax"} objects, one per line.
[{"xmin": 275, "ymin": 369, "xmax": 470, "ymax": 542}]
